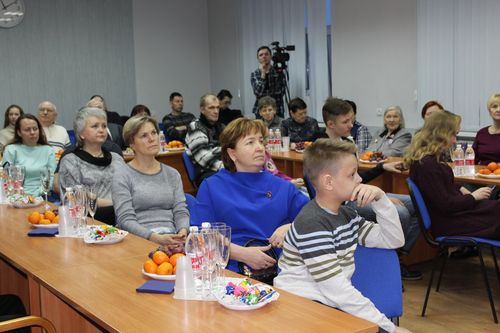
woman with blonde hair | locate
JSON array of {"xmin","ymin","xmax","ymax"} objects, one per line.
[
  {"xmin": 472, "ymin": 94, "xmax": 500, "ymax": 165},
  {"xmin": 404, "ymin": 111, "xmax": 500, "ymax": 240}
]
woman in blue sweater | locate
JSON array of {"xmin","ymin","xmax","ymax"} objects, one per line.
[
  {"xmin": 2, "ymin": 114, "xmax": 56, "ymax": 196},
  {"xmin": 194, "ymin": 118, "xmax": 309, "ymax": 272}
]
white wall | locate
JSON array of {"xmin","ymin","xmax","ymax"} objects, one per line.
[
  {"xmin": 331, "ymin": 0, "xmax": 418, "ymax": 129},
  {"xmin": 132, "ymin": 0, "xmax": 212, "ymax": 120}
]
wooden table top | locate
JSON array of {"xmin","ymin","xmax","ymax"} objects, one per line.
[{"xmin": 0, "ymin": 204, "xmax": 377, "ymax": 333}]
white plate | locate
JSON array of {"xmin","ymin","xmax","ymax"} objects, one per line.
[
  {"xmin": 83, "ymin": 228, "xmax": 128, "ymax": 244},
  {"xmin": 476, "ymin": 173, "xmax": 500, "ymax": 179},
  {"xmin": 294, "ymin": 149, "xmax": 304, "ymax": 153},
  {"xmin": 10, "ymin": 197, "xmax": 44, "ymax": 208},
  {"xmin": 359, "ymin": 158, "xmax": 387, "ymax": 164},
  {"xmin": 31, "ymin": 223, "xmax": 58, "ymax": 229},
  {"xmin": 216, "ymin": 278, "xmax": 279, "ymax": 311},
  {"xmin": 141, "ymin": 269, "xmax": 176, "ymax": 281},
  {"xmin": 165, "ymin": 147, "xmax": 185, "ymax": 151}
]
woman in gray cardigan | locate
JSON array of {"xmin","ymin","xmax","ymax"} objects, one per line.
[
  {"xmin": 366, "ymin": 106, "xmax": 412, "ymax": 157},
  {"xmin": 112, "ymin": 116, "xmax": 189, "ymax": 246}
]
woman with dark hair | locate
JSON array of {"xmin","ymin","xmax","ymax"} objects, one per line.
[
  {"xmin": 421, "ymin": 100, "xmax": 444, "ymax": 120},
  {"xmin": 130, "ymin": 104, "xmax": 151, "ymax": 118},
  {"xmin": 194, "ymin": 118, "xmax": 309, "ymax": 272},
  {"xmin": 0, "ymin": 104, "xmax": 24, "ymax": 154},
  {"xmin": 58, "ymin": 107, "xmax": 124, "ymax": 225},
  {"xmin": 2, "ymin": 114, "xmax": 56, "ymax": 196}
]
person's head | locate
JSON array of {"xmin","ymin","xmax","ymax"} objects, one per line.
[
  {"xmin": 322, "ymin": 97, "xmax": 354, "ymax": 138},
  {"xmin": 421, "ymin": 100, "xmax": 444, "ymax": 120},
  {"xmin": 304, "ymin": 139, "xmax": 361, "ymax": 202},
  {"xmin": 487, "ymin": 94, "xmax": 500, "ymax": 122},
  {"xmin": 256, "ymin": 46, "xmax": 272, "ymax": 65},
  {"xmin": 4, "ymin": 104, "xmax": 24, "ymax": 128},
  {"xmin": 345, "ymin": 100, "xmax": 357, "ymax": 122},
  {"xmin": 220, "ymin": 118, "xmax": 267, "ymax": 173},
  {"xmin": 73, "ymin": 107, "xmax": 108, "ymax": 147},
  {"xmin": 383, "ymin": 106, "xmax": 405, "ymax": 132},
  {"xmin": 403, "ymin": 111, "xmax": 461, "ymax": 168},
  {"xmin": 37, "ymin": 101, "xmax": 57, "ymax": 127},
  {"xmin": 12, "ymin": 114, "xmax": 47, "ymax": 146},
  {"xmin": 217, "ymin": 89, "xmax": 233, "ymax": 110},
  {"xmin": 169, "ymin": 92, "xmax": 183, "ymax": 113},
  {"xmin": 123, "ymin": 115, "xmax": 160, "ymax": 156},
  {"xmin": 199, "ymin": 94, "xmax": 220, "ymax": 124},
  {"xmin": 130, "ymin": 104, "xmax": 151, "ymax": 117},
  {"xmin": 258, "ymin": 96, "xmax": 277, "ymax": 122},
  {"xmin": 288, "ymin": 98, "xmax": 308, "ymax": 124},
  {"xmin": 90, "ymin": 95, "xmax": 107, "ymax": 111}
]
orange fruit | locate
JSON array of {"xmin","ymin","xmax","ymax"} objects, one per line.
[
  {"xmin": 173, "ymin": 265, "xmax": 176, "ymax": 275},
  {"xmin": 494, "ymin": 169, "xmax": 500, "ymax": 175},
  {"xmin": 169, "ymin": 253, "xmax": 185, "ymax": 267},
  {"xmin": 39, "ymin": 218, "xmax": 51, "ymax": 225},
  {"xmin": 53, "ymin": 215, "xmax": 59, "ymax": 224},
  {"xmin": 44, "ymin": 210, "xmax": 56, "ymax": 222},
  {"xmin": 156, "ymin": 262, "xmax": 173, "ymax": 275},
  {"xmin": 152, "ymin": 251, "xmax": 169, "ymax": 265},
  {"xmin": 487, "ymin": 162, "xmax": 498, "ymax": 172},
  {"xmin": 143, "ymin": 259, "xmax": 158, "ymax": 274},
  {"xmin": 28, "ymin": 211, "xmax": 41, "ymax": 224},
  {"xmin": 479, "ymin": 168, "xmax": 492, "ymax": 175}
]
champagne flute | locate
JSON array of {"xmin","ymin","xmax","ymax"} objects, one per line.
[
  {"xmin": 40, "ymin": 168, "xmax": 51, "ymax": 210},
  {"xmin": 11, "ymin": 165, "xmax": 25, "ymax": 194},
  {"xmin": 86, "ymin": 185, "xmax": 98, "ymax": 225}
]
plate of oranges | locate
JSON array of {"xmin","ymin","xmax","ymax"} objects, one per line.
[
  {"xmin": 165, "ymin": 140, "xmax": 185, "ymax": 151},
  {"xmin": 142, "ymin": 249, "xmax": 186, "ymax": 281},
  {"xmin": 477, "ymin": 162, "xmax": 500, "ymax": 178},
  {"xmin": 27, "ymin": 209, "xmax": 59, "ymax": 228}
]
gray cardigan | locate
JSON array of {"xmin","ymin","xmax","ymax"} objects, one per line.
[
  {"xmin": 366, "ymin": 128, "xmax": 412, "ymax": 157},
  {"xmin": 112, "ymin": 163, "xmax": 190, "ymax": 240}
]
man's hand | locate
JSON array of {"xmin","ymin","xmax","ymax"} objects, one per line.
[
  {"xmin": 351, "ymin": 184, "xmax": 384, "ymax": 207},
  {"xmin": 259, "ymin": 63, "xmax": 270, "ymax": 78}
]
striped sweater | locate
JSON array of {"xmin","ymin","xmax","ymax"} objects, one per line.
[{"xmin": 275, "ymin": 195, "xmax": 404, "ymax": 333}]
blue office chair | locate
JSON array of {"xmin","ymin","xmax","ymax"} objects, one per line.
[
  {"xmin": 352, "ymin": 245, "xmax": 403, "ymax": 324},
  {"xmin": 406, "ymin": 178, "xmax": 500, "ymax": 323},
  {"xmin": 182, "ymin": 151, "xmax": 198, "ymax": 190},
  {"xmin": 67, "ymin": 129, "xmax": 76, "ymax": 145},
  {"xmin": 185, "ymin": 193, "xmax": 197, "ymax": 223}
]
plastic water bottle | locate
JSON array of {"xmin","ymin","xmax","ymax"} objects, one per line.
[
  {"xmin": 275, "ymin": 129, "xmax": 282, "ymax": 152},
  {"xmin": 0, "ymin": 167, "xmax": 5, "ymax": 203},
  {"xmin": 62, "ymin": 187, "xmax": 77, "ymax": 235},
  {"xmin": 452, "ymin": 144, "xmax": 465, "ymax": 176},
  {"xmin": 464, "ymin": 143, "xmax": 475, "ymax": 176},
  {"xmin": 159, "ymin": 130, "xmax": 166, "ymax": 152},
  {"xmin": 185, "ymin": 226, "xmax": 203, "ymax": 295},
  {"xmin": 268, "ymin": 129, "xmax": 275, "ymax": 152}
]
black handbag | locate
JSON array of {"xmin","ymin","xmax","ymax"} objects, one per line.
[{"xmin": 238, "ymin": 239, "xmax": 279, "ymax": 285}]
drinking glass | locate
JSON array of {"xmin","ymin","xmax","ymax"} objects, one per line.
[
  {"xmin": 40, "ymin": 168, "xmax": 52, "ymax": 210},
  {"xmin": 215, "ymin": 226, "xmax": 231, "ymax": 289},
  {"xmin": 10, "ymin": 165, "xmax": 25, "ymax": 194},
  {"xmin": 74, "ymin": 185, "xmax": 87, "ymax": 235},
  {"xmin": 86, "ymin": 185, "xmax": 98, "ymax": 225}
]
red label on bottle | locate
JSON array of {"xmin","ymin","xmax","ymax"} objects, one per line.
[
  {"xmin": 465, "ymin": 160, "xmax": 474, "ymax": 166},
  {"xmin": 455, "ymin": 160, "xmax": 465, "ymax": 166}
]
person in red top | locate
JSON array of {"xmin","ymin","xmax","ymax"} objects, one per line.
[
  {"xmin": 472, "ymin": 94, "xmax": 500, "ymax": 165},
  {"xmin": 404, "ymin": 111, "xmax": 500, "ymax": 240}
]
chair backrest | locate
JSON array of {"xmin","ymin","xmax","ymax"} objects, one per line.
[
  {"xmin": 0, "ymin": 315, "xmax": 57, "ymax": 333},
  {"xmin": 185, "ymin": 192, "xmax": 198, "ymax": 223},
  {"xmin": 182, "ymin": 151, "xmax": 197, "ymax": 188},
  {"xmin": 303, "ymin": 175, "xmax": 316, "ymax": 199},
  {"xmin": 351, "ymin": 245, "xmax": 403, "ymax": 319},
  {"xmin": 67, "ymin": 129, "xmax": 76, "ymax": 145},
  {"xmin": 406, "ymin": 178, "xmax": 438, "ymax": 246}
]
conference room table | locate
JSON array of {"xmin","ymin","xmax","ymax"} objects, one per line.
[{"xmin": 0, "ymin": 204, "xmax": 378, "ymax": 333}]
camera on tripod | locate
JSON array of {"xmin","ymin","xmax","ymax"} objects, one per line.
[{"xmin": 271, "ymin": 41, "xmax": 295, "ymax": 73}]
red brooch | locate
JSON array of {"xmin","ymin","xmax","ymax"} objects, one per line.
[{"xmin": 266, "ymin": 191, "xmax": 272, "ymax": 198}]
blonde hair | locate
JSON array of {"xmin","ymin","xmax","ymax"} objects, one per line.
[
  {"xmin": 122, "ymin": 115, "xmax": 159, "ymax": 146},
  {"xmin": 304, "ymin": 139, "xmax": 357, "ymax": 188},
  {"xmin": 220, "ymin": 118, "xmax": 267, "ymax": 172},
  {"xmin": 403, "ymin": 111, "xmax": 461, "ymax": 168},
  {"xmin": 487, "ymin": 94, "xmax": 500, "ymax": 110}
]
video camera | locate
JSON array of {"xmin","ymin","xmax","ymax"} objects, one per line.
[{"xmin": 271, "ymin": 41, "xmax": 295, "ymax": 73}]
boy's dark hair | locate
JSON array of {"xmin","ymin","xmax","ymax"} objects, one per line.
[
  {"xmin": 169, "ymin": 92, "xmax": 182, "ymax": 101},
  {"xmin": 288, "ymin": 97, "xmax": 307, "ymax": 113},
  {"xmin": 322, "ymin": 97, "xmax": 353, "ymax": 123},
  {"xmin": 304, "ymin": 138, "xmax": 357, "ymax": 187},
  {"xmin": 217, "ymin": 89, "xmax": 233, "ymax": 100},
  {"xmin": 256, "ymin": 46, "xmax": 272, "ymax": 57},
  {"xmin": 345, "ymin": 100, "xmax": 357, "ymax": 115}
]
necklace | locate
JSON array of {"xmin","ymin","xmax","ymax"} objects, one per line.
[{"xmin": 84, "ymin": 149, "xmax": 103, "ymax": 158}]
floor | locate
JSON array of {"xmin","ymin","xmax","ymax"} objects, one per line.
[{"xmin": 399, "ymin": 248, "xmax": 500, "ymax": 333}]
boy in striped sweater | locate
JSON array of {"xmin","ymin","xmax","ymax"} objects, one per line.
[{"xmin": 274, "ymin": 139, "xmax": 411, "ymax": 333}]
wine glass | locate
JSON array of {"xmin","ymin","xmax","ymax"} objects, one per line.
[
  {"xmin": 74, "ymin": 185, "xmax": 87, "ymax": 235},
  {"xmin": 86, "ymin": 185, "xmax": 98, "ymax": 225},
  {"xmin": 40, "ymin": 168, "xmax": 52, "ymax": 210},
  {"xmin": 11, "ymin": 165, "xmax": 25, "ymax": 194}
]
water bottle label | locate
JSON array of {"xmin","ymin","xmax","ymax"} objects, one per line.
[
  {"xmin": 454, "ymin": 160, "xmax": 465, "ymax": 166},
  {"xmin": 190, "ymin": 255, "xmax": 201, "ymax": 270},
  {"xmin": 465, "ymin": 160, "xmax": 474, "ymax": 166}
]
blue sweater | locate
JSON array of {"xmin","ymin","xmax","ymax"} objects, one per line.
[{"xmin": 194, "ymin": 169, "xmax": 309, "ymax": 271}]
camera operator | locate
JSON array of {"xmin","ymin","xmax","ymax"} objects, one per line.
[{"xmin": 250, "ymin": 46, "xmax": 286, "ymax": 118}]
